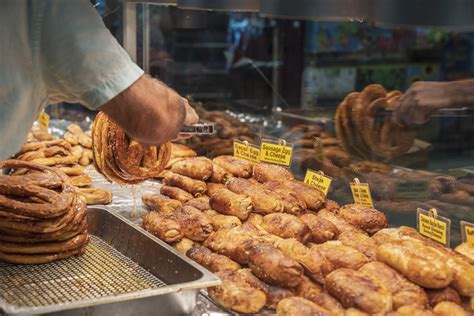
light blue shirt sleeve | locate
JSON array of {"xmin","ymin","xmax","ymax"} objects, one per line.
[{"xmin": 40, "ymin": 0, "xmax": 144, "ymax": 109}]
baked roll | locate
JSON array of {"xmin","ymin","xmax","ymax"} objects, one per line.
[
  {"xmin": 170, "ymin": 157, "xmax": 213, "ymax": 180},
  {"xmin": 337, "ymin": 230, "xmax": 377, "ymax": 260},
  {"xmin": 212, "ymin": 155, "xmax": 253, "ymax": 178},
  {"xmin": 209, "ymin": 188, "xmax": 253, "ymax": 220},
  {"xmin": 247, "ymin": 244, "xmax": 303, "ymax": 288},
  {"xmin": 314, "ymin": 241, "xmax": 370, "ymax": 270},
  {"xmin": 175, "ymin": 206, "xmax": 213, "ymax": 241},
  {"xmin": 208, "ymin": 270, "xmax": 266, "ymax": 314},
  {"xmin": 359, "ymin": 261, "xmax": 428, "ymax": 309},
  {"xmin": 209, "ymin": 162, "xmax": 232, "ymax": 184},
  {"xmin": 142, "ymin": 212, "xmax": 183, "ymax": 243},
  {"xmin": 425, "ymin": 287, "xmax": 461, "ymax": 307},
  {"xmin": 204, "ymin": 212, "xmax": 241, "ymax": 231},
  {"xmin": 252, "ymin": 162, "xmax": 294, "ymax": 183},
  {"xmin": 163, "ymin": 172, "xmax": 207, "ymax": 197},
  {"xmin": 265, "ymin": 180, "xmax": 325, "ymax": 211},
  {"xmin": 376, "ymin": 240, "xmax": 453, "ymax": 289},
  {"xmin": 325, "ymin": 268, "xmax": 393, "ymax": 314},
  {"xmin": 142, "ymin": 194, "xmax": 182, "ymax": 214},
  {"xmin": 173, "ymin": 237, "xmax": 195, "ymax": 255},
  {"xmin": 187, "ymin": 245, "xmax": 240, "ymax": 272},
  {"xmin": 276, "ymin": 297, "xmax": 333, "ymax": 316},
  {"xmin": 227, "ymin": 178, "xmax": 284, "ymax": 215},
  {"xmin": 261, "ymin": 213, "xmax": 311, "ymax": 243},
  {"xmin": 262, "ymin": 181, "xmax": 306, "ymax": 215},
  {"xmin": 160, "ymin": 185, "xmax": 193, "ymax": 203},
  {"xmin": 184, "ymin": 196, "xmax": 210, "ymax": 211},
  {"xmin": 299, "ymin": 213, "xmax": 339, "ymax": 244},
  {"xmin": 295, "ymin": 276, "xmax": 345, "ymax": 314},
  {"xmin": 337, "ymin": 204, "xmax": 387, "ymax": 234}
]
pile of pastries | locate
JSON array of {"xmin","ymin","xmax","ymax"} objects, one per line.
[
  {"xmin": 180, "ymin": 109, "xmax": 257, "ymax": 158},
  {"xmin": 141, "ymin": 150, "xmax": 474, "ymax": 315},
  {"xmin": 0, "ymin": 160, "xmax": 89, "ymax": 264},
  {"xmin": 14, "ymin": 123, "xmax": 112, "ymax": 205},
  {"xmin": 335, "ymin": 84, "xmax": 416, "ymax": 161}
]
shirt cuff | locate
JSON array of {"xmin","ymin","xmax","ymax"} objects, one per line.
[{"xmin": 79, "ymin": 62, "xmax": 144, "ymax": 110}]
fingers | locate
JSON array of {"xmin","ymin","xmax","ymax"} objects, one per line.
[{"xmin": 183, "ymin": 99, "xmax": 199, "ymax": 125}]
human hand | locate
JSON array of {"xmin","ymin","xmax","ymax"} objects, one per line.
[
  {"xmin": 174, "ymin": 98, "xmax": 199, "ymax": 140},
  {"xmin": 393, "ymin": 81, "xmax": 456, "ymax": 127}
]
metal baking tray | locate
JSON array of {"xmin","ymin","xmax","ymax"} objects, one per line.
[{"xmin": 0, "ymin": 207, "xmax": 220, "ymax": 315}]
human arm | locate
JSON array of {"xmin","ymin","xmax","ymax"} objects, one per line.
[{"xmin": 393, "ymin": 80, "xmax": 474, "ymax": 127}]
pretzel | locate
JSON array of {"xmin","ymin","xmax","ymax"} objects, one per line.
[
  {"xmin": 92, "ymin": 112, "xmax": 171, "ymax": 184},
  {"xmin": 18, "ymin": 140, "xmax": 71, "ymax": 154},
  {"xmin": 0, "ymin": 160, "xmax": 75, "ymax": 219},
  {"xmin": 67, "ymin": 123, "xmax": 92, "ymax": 148},
  {"xmin": 76, "ymin": 187, "xmax": 112, "ymax": 205},
  {"xmin": 0, "ymin": 232, "xmax": 88, "ymax": 254},
  {"xmin": 0, "ymin": 243, "xmax": 88, "ymax": 264},
  {"xmin": 70, "ymin": 174, "xmax": 92, "ymax": 187}
]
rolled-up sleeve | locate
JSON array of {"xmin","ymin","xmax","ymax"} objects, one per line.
[{"xmin": 40, "ymin": 0, "xmax": 144, "ymax": 109}]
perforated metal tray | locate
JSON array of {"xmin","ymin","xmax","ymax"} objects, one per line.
[{"xmin": 0, "ymin": 207, "xmax": 220, "ymax": 315}]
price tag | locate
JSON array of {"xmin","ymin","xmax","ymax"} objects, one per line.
[
  {"xmin": 259, "ymin": 139, "xmax": 293, "ymax": 167},
  {"xmin": 233, "ymin": 140, "xmax": 260, "ymax": 163},
  {"xmin": 304, "ymin": 169, "xmax": 332, "ymax": 196},
  {"xmin": 461, "ymin": 221, "xmax": 474, "ymax": 247},
  {"xmin": 37, "ymin": 110, "xmax": 50, "ymax": 129},
  {"xmin": 417, "ymin": 208, "xmax": 451, "ymax": 247},
  {"xmin": 394, "ymin": 180, "xmax": 430, "ymax": 201},
  {"xmin": 350, "ymin": 178, "xmax": 374, "ymax": 207}
]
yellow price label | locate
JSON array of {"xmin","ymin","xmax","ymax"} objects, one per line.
[
  {"xmin": 304, "ymin": 169, "xmax": 332, "ymax": 196},
  {"xmin": 259, "ymin": 141, "xmax": 293, "ymax": 167},
  {"xmin": 350, "ymin": 182, "xmax": 374, "ymax": 207},
  {"xmin": 418, "ymin": 213, "xmax": 448, "ymax": 245},
  {"xmin": 464, "ymin": 225, "xmax": 474, "ymax": 247},
  {"xmin": 37, "ymin": 111, "xmax": 50, "ymax": 128},
  {"xmin": 233, "ymin": 140, "xmax": 260, "ymax": 163}
]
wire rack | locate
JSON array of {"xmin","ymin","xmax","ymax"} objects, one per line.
[{"xmin": 0, "ymin": 236, "xmax": 166, "ymax": 310}]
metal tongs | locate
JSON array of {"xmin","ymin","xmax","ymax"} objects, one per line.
[{"xmin": 179, "ymin": 123, "xmax": 215, "ymax": 135}]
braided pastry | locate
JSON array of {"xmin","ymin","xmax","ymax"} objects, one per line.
[
  {"xmin": 92, "ymin": 112, "xmax": 171, "ymax": 184},
  {"xmin": 335, "ymin": 85, "xmax": 415, "ymax": 160}
]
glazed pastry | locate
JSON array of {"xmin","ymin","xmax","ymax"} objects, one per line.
[
  {"xmin": 262, "ymin": 181, "xmax": 306, "ymax": 215},
  {"xmin": 433, "ymin": 301, "xmax": 467, "ymax": 316},
  {"xmin": 142, "ymin": 194, "xmax": 182, "ymax": 214},
  {"xmin": 186, "ymin": 245, "xmax": 240, "ymax": 272},
  {"xmin": 163, "ymin": 172, "xmax": 207, "ymax": 197},
  {"xmin": 313, "ymin": 241, "xmax": 370, "ymax": 270},
  {"xmin": 337, "ymin": 230, "xmax": 377, "ymax": 260},
  {"xmin": 317, "ymin": 208, "xmax": 363, "ymax": 234},
  {"xmin": 173, "ymin": 237, "xmax": 195, "ymax": 255},
  {"xmin": 454, "ymin": 242, "xmax": 474, "ymax": 262},
  {"xmin": 266, "ymin": 180, "xmax": 325, "ymax": 211},
  {"xmin": 142, "ymin": 212, "xmax": 183, "ymax": 243},
  {"xmin": 213, "ymin": 155, "xmax": 253, "ymax": 178},
  {"xmin": 325, "ymin": 268, "xmax": 393, "ymax": 314},
  {"xmin": 359, "ymin": 261, "xmax": 428, "ymax": 309},
  {"xmin": 376, "ymin": 239, "xmax": 453, "ymax": 289},
  {"xmin": 209, "ymin": 162, "xmax": 232, "ymax": 184},
  {"xmin": 247, "ymin": 244, "xmax": 303, "ymax": 288},
  {"xmin": 337, "ymin": 204, "xmax": 387, "ymax": 234},
  {"xmin": 174, "ymin": 206, "xmax": 213, "ymax": 241},
  {"xmin": 209, "ymin": 188, "xmax": 253, "ymax": 220},
  {"xmin": 425, "ymin": 287, "xmax": 461, "ymax": 307},
  {"xmin": 160, "ymin": 185, "xmax": 193, "ymax": 203},
  {"xmin": 76, "ymin": 188, "xmax": 112, "ymax": 205},
  {"xmin": 170, "ymin": 157, "xmax": 213, "ymax": 181},
  {"xmin": 205, "ymin": 212, "xmax": 241, "ymax": 231},
  {"xmin": 276, "ymin": 297, "xmax": 332, "ymax": 316},
  {"xmin": 208, "ymin": 270, "xmax": 266, "ymax": 314},
  {"xmin": 299, "ymin": 213, "xmax": 339, "ymax": 244},
  {"xmin": 184, "ymin": 196, "xmax": 210, "ymax": 211},
  {"xmin": 261, "ymin": 213, "xmax": 311, "ymax": 243},
  {"xmin": 252, "ymin": 162, "xmax": 294, "ymax": 183},
  {"xmin": 227, "ymin": 178, "xmax": 284, "ymax": 215},
  {"xmin": 295, "ymin": 276, "xmax": 345, "ymax": 314},
  {"xmin": 206, "ymin": 183, "xmax": 226, "ymax": 197}
]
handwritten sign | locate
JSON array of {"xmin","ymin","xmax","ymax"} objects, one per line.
[
  {"xmin": 37, "ymin": 110, "xmax": 50, "ymax": 129},
  {"xmin": 259, "ymin": 139, "xmax": 293, "ymax": 167},
  {"xmin": 350, "ymin": 180, "xmax": 374, "ymax": 207},
  {"xmin": 417, "ymin": 208, "xmax": 450, "ymax": 246},
  {"xmin": 461, "ymin": 221, "xmax": 474, "ymax": 247},
  {"xmin": 304, "ymin": 169, "xmax": 332, "ymax": 196},
  {"xmin": 233, "ymin": 140, "xmax": 260, "ymax": 163}
]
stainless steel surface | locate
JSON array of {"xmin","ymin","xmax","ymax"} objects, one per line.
[
  {"xmin": 373, "ymin": 0, "xmax": 474, "ymax": 29},
  {"xmin": 179, "ymin": 123, "xmax": 215, "ymax": 135},
  {"xmin": 260, "ymin": 0, "xmax": 370, "ymax": 21},
  {"xmin": 177, "ymin": 0, "xmax": 259, "ymax": 12},
  {"xmin": 0, "ymin": 208, "xmax": 220, "ymax": 315}
]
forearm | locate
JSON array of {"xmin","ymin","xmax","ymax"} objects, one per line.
[
  {"xmin": 448, "ymin": 79, "xmax": 474, "ymax": 108},
  {"xmin": 99, "ymin": 75, "xmax": 185, "ymax": 145}
]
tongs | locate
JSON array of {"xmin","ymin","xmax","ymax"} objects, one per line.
[{"xmin": 178, "ymin": 123, "xmax": 215, "ymax": 135}]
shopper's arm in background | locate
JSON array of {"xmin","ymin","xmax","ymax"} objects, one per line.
[{"xmin": 393, "ymin": 80, "xmax": 474, "ymax": 127}]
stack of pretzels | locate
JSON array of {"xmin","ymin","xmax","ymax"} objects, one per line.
[
  {"xmin": 0, "ymin": 160, "xmax": 89, "ymax": 264},
  {"xmin": 335, "ymin": 84, "xmax": 416, "ymax": 161},
  {"xmin": 92, "ymin": 112, "xmax": 172, "ymax": 185}
]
